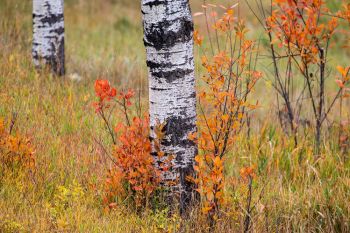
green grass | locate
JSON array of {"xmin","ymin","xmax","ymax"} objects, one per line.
[{"xmin": 0, "ymin": 0, "xmax": 349, "ymax": 232}]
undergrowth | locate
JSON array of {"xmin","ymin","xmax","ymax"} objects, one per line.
[{"xmin": 0, "ymin": 0, "xmax": 349, "ymax": 232}]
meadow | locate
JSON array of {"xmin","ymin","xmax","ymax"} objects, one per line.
[{"xmin": 0, "ymin": 0, "xmax": 349, "ymax": 232}]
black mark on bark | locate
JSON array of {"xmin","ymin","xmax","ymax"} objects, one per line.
[
  {"xmin": 152, "ymin": 68, "xmax": 193, "ymax": 83},
  {"xmin": 144, "ymin": 19, "xmax": 193, "ymax": 50}
]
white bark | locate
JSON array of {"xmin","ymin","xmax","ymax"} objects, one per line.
[
  {"xmin": 33, "ymin": 0, "xmax": 65, "ymax": 75},
  {"xmin": 142, "ymin": 0, "xmax": 197, "ymax": 211}
]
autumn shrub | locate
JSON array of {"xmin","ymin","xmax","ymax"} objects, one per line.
[
  {"xmin": 93, "ymin": 80, "xmax": 163, "ymax": 210},
  {"xmin": 104, "ymin": 116, "xmax": 163, "ymax": 209},
  {"xmin": 0, "ymin": 117, "xmax": 35, "ymax": 175},
  {"xmin": 192, "ymin": 4, "xmax": 261, "ymax": 224},
  {"xmin": 246, "ymin": 0, "xmax": 350, "ymax": 152}
]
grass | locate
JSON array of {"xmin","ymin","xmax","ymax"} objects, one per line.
[{"xmin": 0, "ymin": 0, "xmax": 350, "ymax": 232}]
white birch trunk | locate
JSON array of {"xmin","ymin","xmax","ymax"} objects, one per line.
[
  {"xmin": 33, "ymin": 0, "xmax": 65, "ymax": 76},
  {"xmin": 142, "ymin": 0, "xmax": 197, "ymax": 212}
]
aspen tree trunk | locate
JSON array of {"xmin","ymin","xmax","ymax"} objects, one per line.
[
  {"xmin": 33, "ymin": 0, "xmax": 65, "ymax": 76},
  {"xmin": 142, "ymin": 0, "xmax": 197, "ymax": 213}
]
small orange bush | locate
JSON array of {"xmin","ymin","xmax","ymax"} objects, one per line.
[
  {"xmin": 93, "ymin": 80, "xmax": 161, "ymax": 209},
  {"xmin": 0, "ymin": 118, "xmax": 35, "ymax": 171},
  {"xmin": 266, "ymin": 0, "xmax": 338, "ymax": 65},
  {"xmin": 104, "ymin": 116, "xmax": 161, "ymax": 208},
  {"xmin": 192, "ymin": 5, "xmax": 261, "ymax": 221}
]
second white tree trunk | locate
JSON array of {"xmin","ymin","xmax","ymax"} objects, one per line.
[{"xmin": 33, "ymin": 0, "xmax": 65, "ymax": 75}]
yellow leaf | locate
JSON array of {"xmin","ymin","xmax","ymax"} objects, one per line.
[
  {"xmin": 221, "ymin": 114, "xmax": 229, "ymax": 122},
  {"xmin": 202, "ymin": 206, "xmax": 213, "ymax": 214}
]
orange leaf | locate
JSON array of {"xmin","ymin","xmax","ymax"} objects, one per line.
[
  {"xmin": 213, "ymin": 156, "xmax": 222, "ymax": 167},
  {"xmin": 335, "ymin": 79, "xmax": 345, "ymax": 88},
  {"xmin": 337, "ymin": 66, "xmax": 347, "ymax": 77}
]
